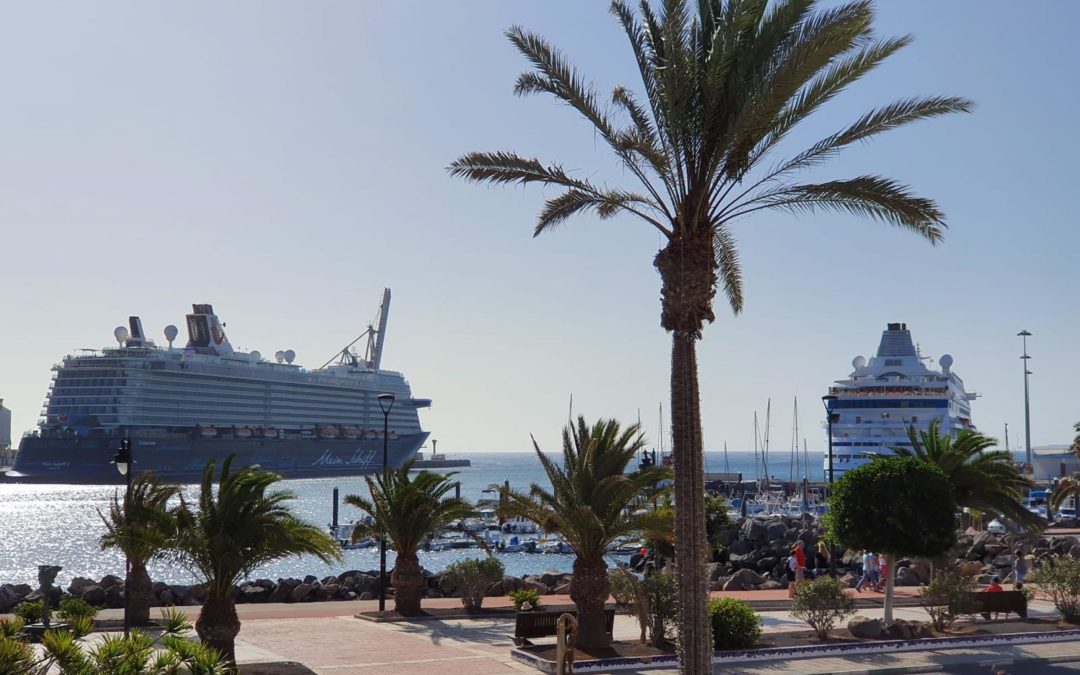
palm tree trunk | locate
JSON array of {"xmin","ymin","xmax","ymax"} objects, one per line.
[
  {"xmin": 671, "ymin": 331, "xmax": 712, "ymax": 671},
  {"xmin": 392, "ymin": 553, "xmax": 424, "ymax": 615},
  {"xmin": 570, "ymin": 556, "xmax": 611, "ymax": 651},
  {"xmin": 127, "ymin": 558, "xmax": 154, "ymax": 626},
  {"xmin": 882, "ymin": 552, "xmax": 896, "ymax": 625},
  {"xmin": 196, "ymin": 591, "xmax": 241, "ymax": 671}
]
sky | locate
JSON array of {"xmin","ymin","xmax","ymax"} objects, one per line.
[{"xmin": 0, "ymin": 1, "xmax": 1077, "ymax": 455}]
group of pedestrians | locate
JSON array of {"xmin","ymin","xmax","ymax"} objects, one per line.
[
  {"xmin": 855, "ymin": 550, "xmax": 887, "ymax": 592},
  {"xmin": 786, "ymin": 540, "xmax": 834, "ymax": 597}
]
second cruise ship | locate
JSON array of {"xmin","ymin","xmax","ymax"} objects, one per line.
[{"xmin": 823, "ymin": 322, "xmax": 978, "ymax": 476}]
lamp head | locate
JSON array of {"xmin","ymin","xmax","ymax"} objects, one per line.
[
  {"xmin": 378, "ymin": 393, "xmax": 396, "ymax": 415},
  {"xmin": 1018, "ymin": 330, "xmax": 1032, "ymax": 337},
  {"xmin": 112, "ymin": 439, "xmax": 133, "ymax": 476}
]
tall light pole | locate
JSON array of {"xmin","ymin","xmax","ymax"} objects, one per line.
[
  {"xmin": 1018, "ymin": 331, "xmax": 1033, "ymax": 474},
  {"xmin": 111, "ymin": 437, "xmax": 133, "ymax": 636},
  {"xmin": 821, "ymin": 395, "xmax": 838, "ymax": 486},
  {"xmin": 377, "ymin": 393, "xmax": 395, "ymax": 613}
]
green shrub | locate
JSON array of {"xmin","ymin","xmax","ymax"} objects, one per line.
[
  {"xmin": 508, "ymin": 588, "xmax": 542, "ymax": 611},
  {"xmin": 919, "ymin": 570, "xmax": 979, "ymax": 631},
  {"xmin": 608, "ymin": 568, "xmax": 637, "ymax": 606},
  {"xmin": 641, "ymin": 573, "xmax": 679, "ymax": 648},
  {"xmin": 443, "ymin": 557, "xmax": 505, "ymax": 610},
  {"xmin": 708, "ymin": 597, "xmax": 762, "ymax": 650},
  {"xmin": 1030, "ymin": 556, "xmax": 1080, "ymax": 623},
  {"xmin": 57, "ymin": 597, "xmax": 99, "ymax": 623},
  {"xmin": 13, "ymin": 600, "xmax": 47, "ymax": 625},
  {"xmin": 790, "ymin": 576, "xmax": 856, "ymax": 638}
]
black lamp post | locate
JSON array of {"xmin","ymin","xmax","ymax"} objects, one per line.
[
  {"xmin": 377, "ymin": 393, "xmax": 395, "ymax": 613},
  {"xmin": 111, "ymin": 437, "xmax": 133, "ymax": 636},
  {"xmin": 821, "ymin": 395, "xmax": 838, "ymax": 578}
]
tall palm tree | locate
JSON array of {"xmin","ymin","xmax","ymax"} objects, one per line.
[
  {"xmin": 343, "ymin": 461, "xmax": 474, "ymax": 615},
  {"xmin": 171, "ymin": 456, "xmax": 341, "ymax": 670},
  {"xmin": 499, "ymin": 417, "xmax": 672, "ymax": 651},
  {"xmin": 890, "ymin": 421, "xmax": 1042, "ymax": 531},
  {"xmin": 449, "ymin": 2, "xmax": 970, "ymax": 668},
  {"xmin": 98, "ymin": 472, "xmax": 180, "ymax": 626}
]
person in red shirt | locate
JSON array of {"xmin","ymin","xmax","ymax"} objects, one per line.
[
  {"xmin": 985, "ymin": 576, "xmax": 1004, "ymax": 592},
  {"xmin": 788, "ymin": 541, "xmax": 807, "ymax": 598}
]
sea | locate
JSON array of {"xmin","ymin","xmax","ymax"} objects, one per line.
[{"xmin": 0, "ymin": 450, "xmax": 823, "ymax": 588}]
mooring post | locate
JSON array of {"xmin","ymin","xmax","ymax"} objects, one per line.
[{"xmin": 332, "ymin": 487, "xmax": 339, "ymax": 538}]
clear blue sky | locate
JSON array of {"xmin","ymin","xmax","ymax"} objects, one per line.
[{"xmin": 1, "ymin": 1, "xmax": 1077, "ymax": 454}]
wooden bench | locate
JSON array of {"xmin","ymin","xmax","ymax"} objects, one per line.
[
  {"xmin": 968, "ymin": 591, "xmax": 1027, "ymax": 620},
  {"xmin": 512, "ymin": 608, "xmax": 616, "ymax": 646}
]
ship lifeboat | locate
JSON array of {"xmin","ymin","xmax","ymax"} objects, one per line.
[
  {"xmin": 388, "ymin": 430, "xmax": 398, "ymax": 440},
  {"xmin": 364, "ymin": 430, "xmax": 378, "ymax": 440},
  {"xmin": 318, "ymin": 425, "xmax": 341, "ymax": 439},
  {"xmin": 199, "ymin": 426, "xmax": 218, "ymax": 438},
  {"xmin": 261, "ymin": 427, "xmax": 277, "ymax": 439},
  {"xmin": 234, "ymin": 427, "xmax": 253, "ymax": 439},
  {"xmin": 341, "ymin": 425, "xmax": 362, "ymax": 439}
]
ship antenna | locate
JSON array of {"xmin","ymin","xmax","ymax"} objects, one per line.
[{"xmin": 372, "ymin": 288, "xmax": 391, "ymax": 370}]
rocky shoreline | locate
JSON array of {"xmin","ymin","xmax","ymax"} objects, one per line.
[{"xmin": 2, "ymin": 515, "xmax": 1073, "ymax": 613}]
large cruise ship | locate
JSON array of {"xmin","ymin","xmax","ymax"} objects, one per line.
[
  {"xmin": 823, "ymin": 323, "xmax": 978, "ymax": 476},
  {"xmin": 5, "ymin": 289, "xmax": 431, "ymax": 484}
]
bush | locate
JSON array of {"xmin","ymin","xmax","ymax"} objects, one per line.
[
  {"xmin": 13, "ymin": 600, "xmax": 48, "ymax": 625},
  {"xmin": 443, "ymin": 557, "xmax": 505, "ymax": 610},
  {"xmin": 1030, "ymin": 555, "xmax": 1080, "ymax": 623},
  {"xmin": 641, "ymin": 573, "xmax": 679, "ymax": 648},
  {"xmin": 56, "ymin": 597, "xmax": 99, "ymax": 623},
  {"xmin": 708, "ymin": 597, "xmax": 762, "ymax": 650},
  {"xmin": 790, "ymin": 576, "xmax": 856, "ymax": 638},
  {"xmin": 919, "ymin": 570, "xmax": 979, "ymax": 631},
  {"xmin": 509, "ymin": 588, "xmax": 542, "ymax": 611},
  {"xmin": 608, "ymin": 568, "xmax": 637, "ymax": 606}
]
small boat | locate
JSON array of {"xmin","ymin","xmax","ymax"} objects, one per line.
[
  {"xmin": 341, "ymin": 425, "xmax": 362, "ymax": 439},
  {"xmin": 234, "ymin": 426, "xmax": 253, "ymax": 439},
  {"xmin": 198, "ymin": 426, "xmax": 218, "ymax": 438},
  {"xmin": 261, "ymin": 427, "xmax": 277, "ymax": 439},
  {"xmin": 425, "ymin": 539, "xmax": 455, "ymax": 552},
  {"xmin": 388, "ymin": 430, "xmax": 398, "ymax": 440},
  {"xmin": 342, "ymin": 537, "xmax": 375, "ymax": 550},
  {"xmin": 365, "ymin": 430, "xmax": 378, "ymax": 440}
]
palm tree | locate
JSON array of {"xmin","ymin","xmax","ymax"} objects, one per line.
[
  {"xmin": 890, "ymin": 421, "xmax": 1042, "ymax": 531},
  {"xmin": 1071, "ymin": 421, "xmax": 1080, "ymax": 456},
  {"xmin": 343, "ymin": 461, "xmax": 474, "ymax": 615},
  {"xmin": 1051, "ymin": 475, "xmax": 1080, "ymax": 517},
  {"xmin": 171, "ymin": 456, "xmax": 341, "ymax": 670},
  {"xmin": 98, "ymin": 472, "xmax": 180, "ymax": 626},
  {"xmin": 449, "ymin": 2, "xmax": 970, "ymax": 668},
  {"xmin": 499, "ymin": 417, "xmax": 672, "ymax": 650}
]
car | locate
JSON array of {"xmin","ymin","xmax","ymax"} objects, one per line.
[
  {"xmin": 987, "ymin": 519, "xmax": 1007, "ymax": 535},
  {"xmin": 1055, "ymin": 508, "xmax": 1077, "ymax": 523}
]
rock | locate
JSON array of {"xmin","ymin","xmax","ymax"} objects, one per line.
[
  {"xmin": 0, "ymin": 586, "xmax": 20, "ymax": 613},
  {"xmin": 82, "ymin": 586, "xmax": 106, "ymax": 607},
  {"xmin": 12, "ymin": 584, "xmax": 31, "ymax": 599},
  {"xmin": 716, "ymin": 528, "xmax": 738, "ymax": 547},
  {"xmin": 836, "ymin": 573, "xmax": 858, "ymax": 589},
  {"xmin": 67, "ymin": 577, "xmax": 96, "ymax": 597},
  {"xmin": 884, "ymin": 619, "xmax": 930, "ymax": 640},
  {"xmin": 908, "ymin": 561, "xmax": 932, "ymax": 584},
  {"xmin": 189, "ymin": 584, "xmax": 207, "ymax": 604},
  {"xmin": 316, "ymin": 584, "xmax": 340, "ymax": 600},
  {"xmin": 159, "ymin": 590, "xmax": 176, "ymax": 606},
  {"xmin": 340, "ymin": 590, "xmax": 357, "ymax": 601},
  {"xmin": 706, "ymin": 563, "xmax": 725, "ymax": 581},
  {"xmin": 723, "ymin": 568, "xmax": 764, "ymax": 591},
  {"xmin": 553, "ymin": 582, "xmax": 571, "ymax": 595},
  {"xmin": 267, "ymin": 583, "xmax": 292, "ymax": 604},
  {"xmin": 895, "ymin": 567, "xmax": 921, "ymax": 587},
  {"xmin": 303, "ymin": 575, "xmax": 318, "ymax": 585},
  {"xmin": 1069, "ymin": 544, "xmax": 1080, "ymax": 560},
  {"xmin": 105, "ymin": 585, "xmax": 124, "ymax": 609},
  {"xmin": 358, "ymin": 591, "xmax": 375, "ymax": 601},
  {"xmin": 991, "ymin": 555, "xmax": 1013, "ymax": 568},
  {"xmin": 757, "ymin": 556, "xmax": 778, "ymax": 573},
  {"xmin": 99, "ymin": 575, "xmax": 123, "ymax": 591},
  {"xmin": 501, "ymin": 576, "xmax": 523, "ymax": 593},
  {"xmin": 766, "ymin": 522, "xmax": 788, "ymax": 541},
  {"xmin": 291, "ymin": 583, "xmax": 314, "ymax": 602},
  {"xmin": 848, "ymin": 615, "xmax": 882, "ymax": 639},
  {"xmin": 758, "ymin": 580, "xmax": 784, "ymax": 591},
  {"xmin": 709, "ymin": 578, "xmax": 729, "ymax": 591},
  {"xmin": 521, "ymin": 579, "xmax": 547, "ymax": 594},
  {"xmin": 741, "ymin": 519, "xmax": 767, "ymax": 542},
  {"xmin": 728, "ymin": 539, "xmax": 754, "ymax": 556},
  {"xmin": 426, "ymin": 588, "xmax": 444, "ymax": 598},
  {"xmin": 241, "ymin": 585, "xmax": 271, "ymax": 603}
]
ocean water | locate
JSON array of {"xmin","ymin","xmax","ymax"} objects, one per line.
[{"xmin": 0, "ymin": 450, "xmax": 822, "ymax": 587}]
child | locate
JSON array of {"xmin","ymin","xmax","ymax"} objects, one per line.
[{"xmin": 985, "ymin": 576, "xmax": 1004, "ymax": 593}]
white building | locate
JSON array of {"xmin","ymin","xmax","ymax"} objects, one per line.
[
  {"xmin": 0, "ymin": 398, "xmax": 10, "ymax": 448},
  {"xmin": 1032, "ymin": 444, "xmax": 1079, "ymax": 481}
]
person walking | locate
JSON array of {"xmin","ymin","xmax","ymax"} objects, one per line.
[
  {"xmin": 788, "ymin": 540, "xmax": 807, "ymax": 598},
  {"xmin": 815, "ymin": 540, "xmax": 831, "ymax": 577},
  {"xmin": 1013, "ymin": 548, "xmax": 1029, "ymax": 588},
  {"xmin": 855, "ymin": 550, "xmax": 872, "ymax": 592}
]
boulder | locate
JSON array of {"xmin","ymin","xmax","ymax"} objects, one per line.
[
  {"xmin": 316, "ymin": 584, "xmax": 340, "ymax": 600},
  {"xmin": 291, "ymin": 583, "xmax": 314, "ymax": 602},
  {"xmin": 728, "ymin": 539, "xmax": 754, "ymax": 556},
  {"xmin": 740, "ymin": 519, "xmax": 767, "ymax": 542},
  {"xmin": 340, "ymin": 590, "xmax": 357, "ymax": 601},
  {"xmin": 884, "ymin": 619, "xmax": 932, "ymax": 640},
  {"xmin": 848, "ymin": 615, "xmax": 882, "ymax": 639},
  {"xmin": 240, "ymin": 585, "xmax": 271, "ymax": 603},
  {"xmin": 189, "ymin": 584, "xmax": 207, "ymax": 604},
  {"xmin": 706, "ymin": 563, "xmax": 725, "ymax": 581},
  {"xmin": 82, "ymin": 586, "xmax": 106, "ymax": 607},
  {"xmin": 303, "ymin": 575, "xmax": 318, "ymax": 585},
  {"xmin": 12, "ymin": 584, "xmax": 31, "ymax": 599},
  {"xmin": 0, "ymin": 586, "xmax": 20, "ymax": 613},
  {"xmin": 426, "ymin": 588, "xmax": 444, "ymax": 599},
  {"xmin": 758, "ymin": 580, "xmax": 784, "ymax": 591},
  {"xmin": 757, "ymin": 556, "xmax": 779, "ymax": 573},
  {"xmin": 358, "ymin": 591, "xmax": 375, "ymax": 601},
  {"xmin": 267, "ymin": 583, "xmax": 292, "ymax": 604},
  {"xmin": 539, "ymin": 572, "xmax": 560, "ymax": 588},
  {"xmin": 766, "ymin": 521, "xmax": 788, "ymax": 541},
  {"xmin": 723, "ymin": 568, "xmax": 764, "ymax": 591},
  {"xmin": 908, "ymin": 561, "xmax": 932, "ymax": 584},
  {"xmin": 709, "ymin": 578, "xmax": 730, "ymax": 592},
  {"xmin": 67, "ymin": 577, "xmax": 96, "ymax": 597},
  {"xmin": 159, "ymin": 589, "xmax": 175, "ymax": 606},
  {"xmin": 553, "ymin": 582, "xmax": 572, "ymax": 595},
  {"xmin": 837, "ymin": 573, "xmax": 858, "ymax": 589},
  {"xmin": 991, "ymin": 555, "xmax": 1013, "ymax": 568},
  {"xmin": 894, "ymin": 567, "xmax": 921, "ymax": 587},
  {"xmin": 99, "ymin": 575, "xmax": 123, "ymax": 591}
]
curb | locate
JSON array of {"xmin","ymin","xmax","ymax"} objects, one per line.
[
  {"xmin": 806, "ymin": 653, "xmax": 1080, "ymax": 674},
  {"xmin": 510, "ymin": 629, "xmax": 1080, "ymax": 673}
]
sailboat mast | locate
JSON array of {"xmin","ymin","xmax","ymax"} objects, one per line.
[
  {"xmin": 763, "ymin": 399, "xmax": 772, "ymax": 481},
  {"xmin": 753, "ymin": 412, "xmax": 760, "ymax": 480}
]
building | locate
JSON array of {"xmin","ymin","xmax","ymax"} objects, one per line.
[
  {"xmin": 0, "ymin": 399, "xmax": 11, "ymax": 466},
  {"xmin": 1032, "ymin": 444, "xmax": 1079, "ymax": 482}
]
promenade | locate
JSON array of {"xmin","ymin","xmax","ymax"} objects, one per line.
[{"xmin": 71, "ymin": 589, "xmax": 1080, "ymax": 674}]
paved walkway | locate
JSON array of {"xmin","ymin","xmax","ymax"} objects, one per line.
[{"xmin": 18, "ymin": 591, "xmax": 1080, "ymax": 674}]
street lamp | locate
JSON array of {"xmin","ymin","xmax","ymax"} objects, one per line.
[
  {"xmin": 1018, "ymin": 331, "xmax": 1033, "ymax": 475},
  {"xmin": 821, "ymin": 395, "xmax": 838, "ymax": 486},
  {"xmin": 377, "ymin": 393, "xmax": 395, "ymax": 613},
  {"xmin": 111, "ymin": 437, "xmax": 133, "ymax": 636}
]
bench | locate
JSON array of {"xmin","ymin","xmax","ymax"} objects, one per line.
[
  {"xmin": 968, "ymin": 591, "xmax": 1027, "ymax": 620},
  {"xmin": 512, "ymin": 608, "xmax": 616, "ymax": 646}
]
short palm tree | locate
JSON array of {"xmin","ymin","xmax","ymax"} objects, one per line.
[
  {"xmin": 171, "ymin": 456, "xmax": 341, "ymax": 670},
  {"xmin": 890, "ymin": 421, "xmax": 1042, "ymax": 531},
  {"xmin": 499, "ymin": 417, "xmax": 672, "ymax": 651},
  {"xmin": 98, "ymin": 472, "xmax": 180, "ymax": 626},
  {"xmin": 343, "ymin": 461, "xmax": 474, "ymax": 615},
  {"xmin": 449, "ymin": 3, "xmax": 970, "ymax": 669}
]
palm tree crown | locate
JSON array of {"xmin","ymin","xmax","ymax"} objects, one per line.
[
  {"xmin": 499, "ymin": 417, "xmax": 672, "ymax": 559},
  {"xmin": 890, "ymin": 420, "xmax": 1041, "ymax": 531},
  {"xmin": 99, "ymin": 472, "xmax": 180, "ymax": 564},
  {"xmin": 343, "ymin": 462, "xmax": 474, "ymax": 557}
]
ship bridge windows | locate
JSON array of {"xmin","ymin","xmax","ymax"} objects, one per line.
[
  {"xmin": 877, "ymin": 371, "xmax": 905, "ymax": 379},
  {"xmin": 833, "ymin": 399, "xmax": 948, "ymax": 409}
]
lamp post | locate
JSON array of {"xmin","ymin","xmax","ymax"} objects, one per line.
[
  {"xmin": 821, "ymin": 394, "xmax": 838, "ymax": 578},
  {"xmin": 1018, "ymin": 331, "xmax": 1033, "ymax": 475},
  {"xmin": 111, "ymin": 437, "xmax": 133, "ymax": 636},
  {"xmin": 377, "ymin": 393, "xmax": 395, "ymax": 613}
]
